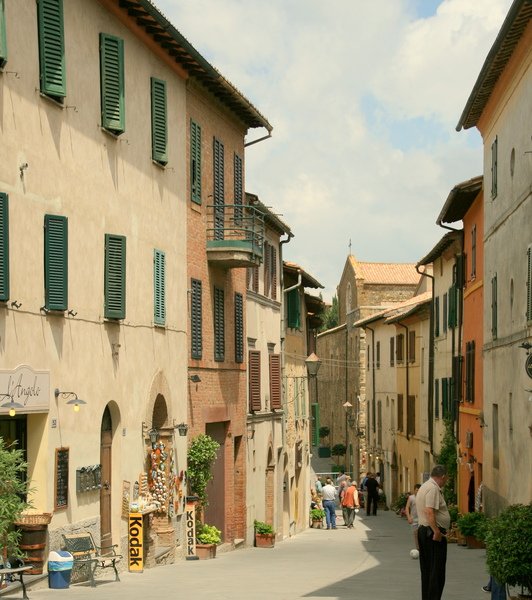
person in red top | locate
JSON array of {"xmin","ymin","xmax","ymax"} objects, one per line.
[{"xmin": 341, "ymin": 481, "xmax": 360, "ymax": 528}]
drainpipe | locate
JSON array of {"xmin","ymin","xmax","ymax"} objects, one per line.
[
  {"xmin": 397, "ymin": 321, "xmax": 410, "ymax": 441},
  {"xmin": 416, "ymin": 264, "xmax": 435, "ymax": 454}
]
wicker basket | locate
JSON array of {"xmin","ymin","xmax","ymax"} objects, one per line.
[{"xmin": 14, "ymin": 513, "xmax": 52, "ymax": 526}]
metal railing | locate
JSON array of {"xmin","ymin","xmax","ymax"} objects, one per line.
[{"xmin": 206, "ymin": 202, "xmax": 264, "ymax": 259}]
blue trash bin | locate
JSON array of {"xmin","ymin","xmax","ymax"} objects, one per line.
[{"xmin": 48, "ymin": 551, "xmax": 74, "ymax": 589}]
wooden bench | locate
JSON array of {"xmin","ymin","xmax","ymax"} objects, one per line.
[
  {"xmin": 62, "ymin": 532, "xmax": 122, "ymax": 587},
  {"xmin": 0, "ymin": 563, "xmax": 33, "ymax": 600}
]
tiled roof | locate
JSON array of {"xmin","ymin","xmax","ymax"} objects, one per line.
[
  {"xmin": 283, "ymin": 262, "xmax": 323, "ymax": 289},
  {"xmin": 348, "ymin": 257, "xmax": 420, "ymax": 285},
  {"xmin": 354, "ymin": 291, "xmax": 432, "ymax": 328}
]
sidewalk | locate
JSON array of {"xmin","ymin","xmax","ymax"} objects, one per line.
[{"xmin": 6, "ymin": 510, "xmax": 490, "ymax": 600}]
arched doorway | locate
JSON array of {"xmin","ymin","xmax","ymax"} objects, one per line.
[
  {"xmin": 265, "ymin": 446, "xmax": 274, "ymax": 526},
  {"xmin": 100, "ymin": 406, "xmax": 113, "ymax": 548}
]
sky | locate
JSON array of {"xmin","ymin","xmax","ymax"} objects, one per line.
[{"xmin": 157, "ymin": 0, "xmax": 514, "ymax": 301}]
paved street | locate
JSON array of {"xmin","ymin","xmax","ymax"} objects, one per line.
[{"xmin": 10, "ymin": 511, "xmax": 489, "ymax": 600}]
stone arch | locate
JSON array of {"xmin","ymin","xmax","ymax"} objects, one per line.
[
  {"xmin": 144, "ymin": 370, "xmax": 173, "ymax": 427},
  {"xmin": 265, "ymin": 440, "xmax": 275, "ymax": 525}
]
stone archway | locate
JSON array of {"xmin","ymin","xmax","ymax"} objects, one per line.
[{"xmin": 265, "ymin": 445, "xmax": 275, "ymax": 526}]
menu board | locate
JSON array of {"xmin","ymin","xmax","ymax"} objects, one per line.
[{"xmin": 54, "ymin": 447, "xmax": 69, "ymax": 510}]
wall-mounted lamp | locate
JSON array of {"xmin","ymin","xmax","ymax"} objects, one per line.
[
  {"xmin": 174, "ymin": 422, "xmax": 189, "ymax": 437},
  {"xmin": 19, "ymin": 163, "xmax": 28, "ymax": 179},
  {"xmin": 55, "ymin": 388, "xmax": 87, "ymax": 412},
  {"xmin": 188, "ymin": 374, "xmax": 201, "ymax": 383},
  {"xmin": 68, "ymin": 310, "xmax": 77, "ymax": 317},
  {"xmin": 149, "ymin": 428, "xmax": 159, "ymax": 445},
  {"xmin": 247, "ymin": 422, "xmax": 255, "ymax": 440},
  {"xmin": 518, "ymin": 341, "xmax": 532, "ymax": 353},
  {"xmin": 305, "ymin": 353, "xmax": 322, "ymax": 378},
  {"xmin": 0, "ymin": 394, "xmax": 23, "ymax": 417},
  {"xmin": 10, "ymin": 300, "xmax": 22, "ymax": 309}
]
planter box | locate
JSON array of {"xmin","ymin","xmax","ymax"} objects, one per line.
[
  {"xmin": 255, "ymin": 533, "xmax": 275, "ymax": 548},
  {"xmin": 318, "ymin": 446, "xmax": 331, "ymax": 458},
  {"xmin": 465, "ymin": 535, "xmax": 485, "ymax": 549},
  {"xmin": 311, "ymin": 519, "xmax": 323, "ymax": 529},
  {"xmin": 196, "ymin": 543, "xmax": 217, "ymax": 559}
]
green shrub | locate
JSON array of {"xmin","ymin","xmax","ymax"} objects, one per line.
[
  {"xmin": 448, "ymin": 504, "xmax": 459, "ymax": 524},
  {"xmin": 196, "ymin": 523, "xmax": 222, "ymax": 545},
  {"xmin": 187, "ymin": 434, "xmax": 220, "ymax": 510},
  {"xmin": 318, "ymin": 426, "xmax": 330, "ymax": 440},
  {"xmin": 391, "ymin": 492, "xmax": 409, "ymax": 512},
  {"xmin": 456, "ymin": 511, "xmax": 488, "ymax": 538},
  {"xmin": 254, "ymin": 520, "xmax": 274, "ymax": 535},
  {"xmin": 310, "ymin": 508, "xmax": 325, "ymax": 520}
]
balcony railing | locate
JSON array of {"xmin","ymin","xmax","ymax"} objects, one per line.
[{"xmin": 206, "ymin": 203, "xmax": 264, "ymax": 268}]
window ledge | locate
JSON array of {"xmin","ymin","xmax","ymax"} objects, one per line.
[
  {"xmin": 39, "ymin": 92, "xmax": 66, "ymax": 109},
  {"xmin": 152, "ymin": 160, "xmax": 167, "ymax": 170}
]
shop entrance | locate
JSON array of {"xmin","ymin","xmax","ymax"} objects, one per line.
[
  {"xmin": 204, "ymin": 422, "xmax": 225, "ymax": 537},
  {"xmin": 100, "ymin": 406, "xmax": 113, "ymax": 548}
]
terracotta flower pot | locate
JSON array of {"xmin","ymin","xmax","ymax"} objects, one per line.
[
  {"xmin": 465, "ymin": 535, "xmax": 486, "ymax": 549},
  {"xmin": 195, "ymin": 543, "xmax": 217, "ymax": 559},
  {"xmin": 255, "ymin": 533, "xmax": 275, "ymax": 548},
  {"xmin": 311, "ymin": 519, "xmax": 323, "ymax": 529}
]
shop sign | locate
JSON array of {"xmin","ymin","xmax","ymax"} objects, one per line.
[
  {"xmin": 128, "ymin": 513, "xmax": 143, "ymax": 572},
  {"xmin": 185, "ymin": 499, "xmax": 198, "ymax": 561},
  {"xmin": 0, "ymin": 365, "xmax": 50, "ymax": 414}
]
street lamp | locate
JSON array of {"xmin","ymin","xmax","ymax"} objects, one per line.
[{"xmin": 305, "ymin": 353, "xmax": 322, "ymax": 378}]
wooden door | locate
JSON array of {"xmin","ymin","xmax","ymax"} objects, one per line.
[{"xmin": 100, "ymin": 407, "xmax": 112, "ymax": 550}]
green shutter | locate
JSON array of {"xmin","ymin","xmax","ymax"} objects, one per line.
[
  {"xmin": 214, "ymin": 286, "xmax": 224, "ymax": 361},
  {"xmin": 44, "ymin": 214, "xmax": 68, "ymax": 311},
  {"xmin": 448, "ymin": 286, "xmax": 457, "ymax": 328},
  {"xmin": 213, "ymin": 137, "xmax": 224, "ymax": 240},
  {"xmin": 104, "ymin": 234, "xmax": 126, "ymax": 320},
  {"xmin": 0, "ymin": 193, "xmax": 9, "ymax": 301},
  {"xmin": 287, "ymin": 288, "xmax": 300, "ymax": 329},
  {"xmin": 434, "ymin": 296, "xmax": 440, "ymax": 337},
  {"xmin": 153, "ymin": 249, "xmax": 165, "ymax": 326},
  {"xmin": 0, "ymin": 0, "xmax": 7, "ymax": 68},
  {"xmin": 191, "ymin": 279, "xmax": 202, "ymax": 359},
  {"xmin": 442, "ymin": 378, "xmax": 448, "ymax": 419},
  {"xmin": 151, "ymin": 77, "xmax": 167, "ymax": 165},
  {"xmin": 311, "ymin": 403, "xmax": 320, "ymax": 446},
  {"xmin": 434, "ymin": 379, "xmax": 439, "ymax": 419},
  {"xmin": 100, "ymin": 33, "xmax": 125, "ymax": 134},
  {"xmin": 527, "ymin": 246, "xmax": 532, "ymax": 322},
  {"xmin": 37, "ymin": 0, "xmax": 66, "ymax": 99},
  {"xmin": 190, "ymin": 120, "xmax": 202, "ymax": 204},
  {"xmin": 491, "ymin": 136, "xmax": 498, "ymax": 198},
  {"xmin": 234, "ymin": 153, "xmax": 243, "ymax": 221},
  {"xmin": 234, "ymin": 292, "xmax": 243, "ymax": 363}
]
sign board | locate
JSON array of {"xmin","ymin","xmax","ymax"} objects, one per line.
[
  {"xmin": 0, "ymin": 365, "xmax": 50, "ymax": 414},
  {"xmin": 128, "ymin": 513, "xmax": 144, "ymax": 572},
  {"xmin": 185, "ymin": 499, "xmax": 198, "ymax": 560}
]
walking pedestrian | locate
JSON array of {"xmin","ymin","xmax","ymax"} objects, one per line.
[
  {"xmin": 315, "ymin": 475, "xmax": 323, "ymax": 496},
  {"xmin": 365, "ymin": 473, "xmax": 380, "ymax": 516},
  {"xmin": 405, "ymin": 483, "xmax": 422, "ymax": 550},
  {"xmin": 321, "ymin": 477, "xmax": 337, "ymax": 529},
  {"xmin": 416, "ymin": 465, "xmax": 451, "ymax": 600},
  {"xmin": 341, "ymin": 481, "xmax": 360, "ymax": 528}
]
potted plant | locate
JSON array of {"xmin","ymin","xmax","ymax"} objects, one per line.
[
  {"xmin": 391, "ymin": 493, "xmax": 409, "ymax": 516},
  {"xmin": 485, "ymin": 503, "xmax": 532, "ymax": 599},
  {"xmin": 187, "ymin": 434, "xmax": 220, "ymax": 517},
  {"xmin": 446, "ymin": 505, "xmax": 460, "ymax": 543},
  {"xmin": 318, "ymin": 427, "xmax": 331, "ymax": 458},
  {"xmin": 456, "ymin": 511, "xmax": 488, "ymax": 549},
  {"xmin": 254, "ymin": 520, "xmax": 275, "ymax": 548},
  {"xmin": 195, "ymin": 523, "xmax": 221, "ymax": 559},
  {"xmin": 331, "ymin": 443, "xmax": 346, "ymax": 465},
  {"xmin": 310, "ymin": 508, "xmax": 325, "ymax": 528}
]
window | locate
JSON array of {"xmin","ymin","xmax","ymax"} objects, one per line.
[
  {"xmin": 434, "ymin": 379, "xmax": 440, "ymax": 419},
  {"xmin": 287, "ymin": 288, "xmax": 300, "ymax": 329},
  {"xmin": 407, "ymin": 395, "xmax": 415, "ymax": 436},
  {"xmin": 396, "ymin": 333, "xmax": 404, "ymax": 363},
  {"xmin": 99, "ymin": 33, "xmax": 125, "ymax": 135},
  {"xmin": 190, "ymin": 120, "xmax": 202, "ymax": 204},
  {"xmin": 248, "ymin": 350, "xmax": 261, "ymax": 412},
  {"xmin": 493, "ymin": 404, "xmax": 499, "ymax": 469},
  {"xmin": 104, "ymin": 234, "xmax": 126, "ymax": 319},
  {"xmin": 44, "ymin": 214, "xmax": 68, "ymax": 311},
  {"xmin": 448, "ymin": 286, "xmax": 457, "ymax": 328},
  {"xmin": 434, "ymin": 296, "xmax": 440, "ymax": 337},
  {"xmin": 213, "ymin": 137, "xmax": 224, "ymax": 240},
  {"xmin": 0, "ymin": 193, "xmax": 8, "ymax": 301},
  {"xmin": 471, "ymin": 225, "xmax": 477, "ymax": 279},
  {"xmin": 442, "ymin": 378, "xmax": 450, "ymax": 420},
  {"xmin": 263, "ymin": 241, "xmax": 271, "ymax": 297},
  {"xmin": 491, "ymin": 136, "xmax": 498, "ymax": 199},
  {"xmin": 37, "ymin": 0, "xmax": 66, "ymax": 101},
  {"xmin": 527, "ymin": 246, "xmax": 532, "ymax": 322},
  {"xmin": 465, "ymin": 340, "xmax": 475, "ymax": 403},
  {"xmin": 376, "ymin": 341, "xmax": 380, "ymax": 369},
  {"xmin": 443, "ymin": 293, "xmax": 448, "ymax": 333},
  {"xmin": 214, "ymin": 286, "xmax": 224, "ymax": 361},
  {"xmin": 190, "ymin": 279, "xmax": 202, "ymax": 359},
  {"xmin": 397, "ymin": 394, "xmax": 403, "ymax": 432},
  {"xmin": 270, "ymin": 245, "xmax": 277, "ymax": 300},
  {"xmin": 151, "ymin": 77, "xmax": 167, "ymax": 165},
  {"xmin": 0, "ymin": 0, "xmax": 7, "ymax": 68},
  {"xmin": 408, "ymin": 330, "xmax": 416, "ymax": 363},
  {"xmin": 311, "ymin": 403, "xmax": 320, "ymax": 446},
  {"xmin": 269, "ymin": 353, "xmax": 281, "ymax": 410},
  {"xmin": 491, "ymin": 274, "xmax": 498, "ymax": 339},
  {"xmin": 153, "ymin": 249, "xmax": 165, "ymax": 326},
  {"xmin": 390, "ymin": 336, "xmax": 394, "ymax": 367},
  {"xmin": 234, "ymin": 153, "xmax": 243, "ymax": 221},
  {"xmin": 234, "ymin": 292, "xmax": 243, "ymax": 363}
]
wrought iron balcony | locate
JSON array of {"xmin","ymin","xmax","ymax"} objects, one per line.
[{"xmin": 206, "ymin": 203, "xmax": 264, "ymax": 268}]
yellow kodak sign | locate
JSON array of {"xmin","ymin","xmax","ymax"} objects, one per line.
[{"xmin": 128, "ymin": 513, "xmax": 143, "ymax": 572}]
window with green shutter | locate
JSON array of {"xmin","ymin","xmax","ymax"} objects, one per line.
[
  {"xmin": 213, "ymin": 137, "xmax": 224, "ymax": 240},
  {"xmin": 100, "ymin": 33, "xmax": 125, "ymax": 135},
  {"xmin": 448, "ymin": 286, "xmax": 457, "ymax": 328},
  {"xmin": 234, "ymin": 153, "xmax": 243, "ymax": 222},
  {"xmin": 190, "ymin": 120, "xmax": 201, "ymax": 204},
  {"xmin": 44, "ymin": 214, "xmax": 67, "ymax": 311},
  {"xmin": 0, "ymin": 0, "xmax": 8, "ymax": 68},
  {"xmin": 442, "ymin": 378, "xmax": 450, "ymax": 419},
  {"xmin": 311, "ymin": 403, "xmax": 320, "ymax": 446},
  {"xmin": 527, "ymin": 246, "xmax": 532, "ymax": 323},
  {"xmin": 491, "ymin": 136, "xmax": 498, "ymax": 199},
  {"xmin": 0, "ymin": 192, "xmax": 9, "ymax": 301},
  {"xmin": 434, "ymin": 296, "xmax": 440, "ymax": 336},
  {"xmin": 37, "ymin": 0, "xmax": 66, "ymax": 101},
  {"xmin": 491, "ymin": 273, "xmax": 497, "ymax": 339},
  {"xmin": 151, "ymin": 77, "xmax": 167, "ymax": 165},
  {"xmin": 104, "ymin": 234, "xmax": 126, "ymax": 320},
  {"xmin": 234, "ymin": 292, "xmax": 243, "ymax": 363},
  {"xmin": 191, "ymin": 279, "xmax": 202, "ymax": 359},
  {"xmin": 214, "ymin": 286, "xmax": 224, "ymax": 361},
  {"xmin": 286, "ymin": 288, "xmax": 300, "ymax": 329},
  {"xmin": 153, "ymin": 249, "xmax": 165, "ymax": 326},
  {"xmin": 434, "ymin": 378, "xmax": 440, "ymax": 419}
]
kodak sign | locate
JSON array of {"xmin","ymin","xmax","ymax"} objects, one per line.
[
  {"xmin": 185, "ymin": 499, "xmax": 199, "ymax": 560},
  {"xmin": 128, "ymin": 513, "xmax": 144, "ymax": 572}
]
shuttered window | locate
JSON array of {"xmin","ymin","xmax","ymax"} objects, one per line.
[
  {"xmin": 191, "ymin": 279, "xmax": 202, "ymax": 359},
  {"xmin": 214, "ymin": 287, "xmax": 224, "ymax": 361},
  {"xmin": 151, "ymin": 77, "xmax": 167, "ymax": 165},
  {"xmin": 442, "ymin": 378, "xmax": 450, "ymax": 419},
  {"xmin": 104, "ymin": 234, "xmax": 126, "ymax": 320},
  {"xmin": 190, "ymin": 120, "xmax": 202, "ymax": 204},
  {"xmin": 252, "ymin": 266, "xmax": 259, "ymax": 293},
  {"xmin": 407, "ymin": 395, "xmax": 415, "ymax": 436},
  {"xmin": 397, "ymin": 393, "xmax": 403, "ymax": 432},
  {"xmin": 443, "ymin": 293, "xmax": 448, "ymax": 332},
  {"xmin": 37, "ymin": 0, "xmax": 66, "ymax": 100},
  {"xmin": 491, "ymin": 136, "xmax": 498, "ymax": 199},
  {"xmin": 434, "ymin": 296, "xmax": 440, "ymax": 337},
  {"xmin": 153, "ymin": 249, "xmax": 165, "ymax": 326},
  {"xmin": 408, "ymin": 330, "xmax": 416, "ymax": 363},
  {"xmin": 234, "ymin": 292, "xmax": 243, "ymax": 363},
  {"xmin": 311, "ymin": 403, "xmax": 320, "ymax": 446},
  {"xmin": 376, "ymin": 341, "xmax": 380, "ymax": 369},
  {"xmin": 248, "ymin": 350, "xmax": 261, "ymax": 412},
  {"xmin": 465, "ymin": 341, "xmax": 475, "ymax": 403},
  {"xmin": 234, "ymin": 153, "xmax": 243, "ymax": 222},
  {"xmin": 527, "ymin": 246, "xmax": 532, "ymax": 323},
  {"xmin": 270, "ymin": 245, "xmax": 277, "ymax": 300},
  {"xmin": 213, "ymin": 138, "xmax": 224, "ymax": 240},
  {"xmin": 269, "ymin": 353, "xmax": 281, "ymax": 410},
  {"xmin": 396, "ymin": 333, "xmax": 404, "ymax": 363},
  {"xmin": 44, "ymin": 214, "xmax": 67, "ymax": 311},
  {"xmin": 491, "ymin": 274, "xmax": 497, "ymax": 339},
  {"xmin": 0, "ymin": 193, "xmax": 9, "ymax": 301},
  {"xmin": 100, "ymin": 33, "xmax": 125, "ymax": 135},
  {"xmin": 390, "ymin": 336, "xmax": 394, "ymax": 367},
  {"xmin": 0, "ymin": 0, "xmax": 7, "ymax": 68},
  {"xmin": 263, "ymin": 241, "xmax": 270, "ymax": 297},
  {"xmin": 471, "ymin": 225, "xmax": 477, "ymax": 279},
  {"xmin": 287, "ymin": 288, "xmax": 300, "ymax": 329},
  {"xmin": 448, "ymin": 286, "xmax": 457, "ymax": 328},
  {"xmin": 434, "ymin": 379, "xmax": 440, "ymax": 419}
]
